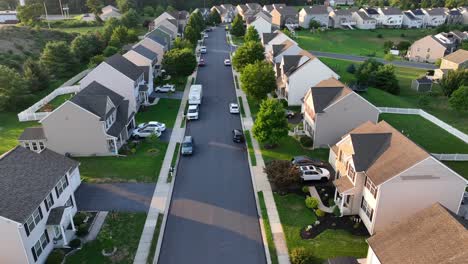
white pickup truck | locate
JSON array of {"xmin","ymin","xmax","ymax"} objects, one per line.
[{"xmin": 188, "ymin": 84, "xmax": 202, "ymax": 105}]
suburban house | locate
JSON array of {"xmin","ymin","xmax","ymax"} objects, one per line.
[
  {"xmin": 365, "ymin": 203, "xmax": 468, "ymax": 264},
  {"xmin": 268, "ymin": 39, "xmax": 302, "ymax": 63},
  {"xmin": 152, "ymin": 18, "xmax": 178, "ymax": 39},
  {"xmin": 38, "ymin": 81, "xmax": 135, "ymax": 156},
  {"xmin": 152, "ymin": 10, "xmax": 189, "ymax": 35},
  {"xmin": 408, "ymin": 9, "xmax": 426, "ymax": 25},
  {"xmin": 434, "ymin": 48, "xmax": 468, "ymax": 79},
  {"xmin": 246, "ymin": 10, "xmax": 272, "ymax": 35},
  {"xmin": 299, "ymin": 6, "xmax": 330, "ymax": 28},
  {"xmin": 123, "ymin": 44, "xmax": 158, "ymax": 103},
  {"xmin": 302, "ymin": 78, "xmax": 379, "ymax": 148},
  {"xmin": 270, "ymin": 5, "xmax": 298, "ymax": 28},
  {"xmin": 329, "ymin": 0, "xmax": 355, "ymax": 6},
  {"xmin": 262, "ymin": 31, "xmax": 298, "ymax": 59},
  {"xmin": 352, "ymin": 10, "xmax": 377, "ymax": 29},
  {"xmin": 407, "ymin": 32, "xmax": 463, "ymax": 63},
  {"xmin": 193, "ymin": 8, "xmax": 210, "ymax": 19},
  {"xmin": 211, "ymin": 4, "xmax": 236, "ymax": 23},
  {"xmin": 445, "ymin": 8, "xmax": 463, "ymax": 24},
  {"xmin": 422, "ymin": 7, "xmax": 446, "ymax": 27},
  {"xmin": 329, "ymin": 9, "xmax": 356, "ymax": 29},
  {"xmin": 237, "ymin": 3, "xmax": 262, "ymax": 20},
  {"xmin": 275, "ymin": 51, "xmax": 339, "ymax": 106},
  {"xmin": 329, "ymin": 120, "xmax": 467, "ymax": 235},
  {"xmin": 360, "ymin": 8, "xmax": 380, "ymax": 20},
  {"xmin": 460, "ymin": 6, "xmax": 468, "ymax": 24},
  {"xmin": 80, "ymin": 54, "xmax": 145, "ymax": 113},
  {"xmin": 376, "ymin": 7, "xmax": 403, "ymax": 28},
  {"xmin": 0, "ymin": 146, "xmax": 81, "ymax": 264},
  {"xmin": 18, "ymin": 127, "xmax": 47, "ymax": 153},
  {"xmin": 100, "ymin": 5, "xmax": 121, "ymax": 21},
  {"xmin": 142, "ymin": 28, "xmax": 170, "ymax": 53},
  {"xmin": 402, "ymin": 11, "xmax": 423, "ymax": 28}
]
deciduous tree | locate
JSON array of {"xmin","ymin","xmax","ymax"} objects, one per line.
[
  {"xmin": 231, "ymin": 14, "xmax": 245, "ymax": 37},
  {"xmin": 439, "ymin": 69, "xmax": 468, "ymax": 97},
  {"xmin": 86, "ymin": 0, "xmax": 102, "ymax": 20},
  {"xmin": 121, "ymin": 8, "xmax": 139, "ymax": 28},
  {"xmin": 40, "ymin": 41, "xmax": 77, "ymax": 78},
  {"xmin": 240, "ymin": 61, "xmax": 276, "ymax": 100},
  {"xmin": 17, "ymin": 3, "xmax": 42, "ymax": 25},
  {"xmin": 264, "ymin": 160, "xmax": 300, "ymax": 192},
  {"xmin": 232, "ymin": 41, "xmax": 264, "ymax": 71},
  {"xmin": 161, "ymin": 48, "xmax": 196, "ymax": 76},
  {"xmin": 449, "ymin": 86, "xmax": 468, "ymax": 111},
  {"xmin": 207, "ymin": 10, "xmax": 221, "ymax": 25},
  {"xmin": 23, "ymin": 58, "xmax": 49, "ymax": 92},
  {"xmin": 252, "ymin": 98, "xmax": 289, "ymax": 146},
  {"xmin": 71, "ymin": 32, "xmax": 105, "ymax": 62},
  {"xmin": 0, "ymin": 65, "xmax": 32, "ymax": 111},
  {"xmin": 244, "ymin": 26, "xmax": 260, "ymax": 42}
]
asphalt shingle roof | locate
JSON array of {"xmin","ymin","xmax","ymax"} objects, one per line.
[
  {"xmin": 46, "ymin": 206, "xmax": 68, "ymax": 225},
  {"xmin": 146, "ymin": 30, "xmax": 168, "ymax": 46},
  {"xmin": 262, "ymin": 32, "xmax": 278, "ymax": 44},
  {"xmin": 18, "ymin": 127, "xmax": 46, "ymax": 141},
  {"xmin": 350, "ymin": 133, "xmax": 392, "ymax": 172},
  {"xmin": 302, "ymin": 5, "xmax": 328, "ymax": 15},
  {"xmin": 105, "ymin": 54, "xmax": 143, "ymax": 81},
  {"xmin": 310, "ymin": 87, "xmax": 344, "ymax": 113},
  {"xmin": 133, "ymin": 45, "xmax": 157, "ymax": 61},
  {"xmin": 0, "ymin": 146, "xmax": 79, "ymax": 223}
]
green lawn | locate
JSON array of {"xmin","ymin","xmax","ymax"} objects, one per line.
[
  {"xmin": 65, "ymin": 212, "xmax": 146, "ymax": 264},
  {"xmin": 380, "ymin": 114, "xmax": 468, "ymax": 154},
  {"xmin": 238, "ymin": 96, "xmax": 246, "ymax": 117},
  {"xmin": 298, "ymin": 28, "xmax": 432, "ymax": 58},
  {"xmin": 39, "ymin": 93, "xmax": 74, "ymax": 112},
  {"xmin": 155, "ymin": 75, "xmax": 188, "ymax": 92},
  {"xmin": 136, "ymin": 98, "xmax": 181, "ymax": 129},
  {"xmin": 244, "ymin": 130, "xmax": 257, "ymax": 166},
  {"xmin": 274, "ymin": 193, "xmax": 368, "ymax": 262},
  {"xmin": 146, "ymin": 214, "xmax": 163, "ymax": 264},
  {"xmin": 232, "ymin": 35, "xmax": 244, "ymax": 46},
  {"xmin": 54, "ymin": 26, "xmax": 104, "ymax": 34},
  {"xmin": 167, "ymin": 142, "xmax": 181, "ymax": 183},
  {"xmin": 261, "ymin": 136, "xmax": 329, "ymax": 163},
  {"xmin": 0, "ymin": 113, "xmax": 37, "ymax": 155},
  {"xmin": 247, "ymin": 95, "xmax": 260, "ymax": 120},
  {"xmin": 258, "ymin": 192, "xmax": 279, "ymax": 264},
  {"xmin": 443, "ymin": 161, "xmax": 468, "ymax": 180}
]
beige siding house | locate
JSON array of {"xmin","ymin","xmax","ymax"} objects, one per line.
[
  {"xmin": 434, "ymin": 48, "xmax": 468, "ymax": 79},
  {"xmin": 330, "ymin": 120, "xmax": 467, "ymax": 235},
  {"xmin": 406, "ymin": 35, "xmax": 447, "ymax": 63},
  {"xmin": 270, "ymin": 5, "xmax": 298, "ymax": 28},
  {"xmin": 299, "ymin": 6, "xmax": 330, "ymax": 28},
  {"xmin": 302, "ymin": 78, "xmax": 379, "ymax": 148}
]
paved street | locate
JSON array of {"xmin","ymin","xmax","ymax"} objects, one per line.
[
  {"xmin": 158, "ymin": 27, "xmax": 266, "ymax": 264},
  {"xmin": 310, "ymin": 50, "xmax": 437, "ymax": 70}
]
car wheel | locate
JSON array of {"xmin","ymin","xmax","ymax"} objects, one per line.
[
  {"xmin": 321, "ymin": 177, "xmax": 328, "ymax": 182},
  {"xmin": 134, "ymin": 135, "xmax": 140, "ymax": 139}
]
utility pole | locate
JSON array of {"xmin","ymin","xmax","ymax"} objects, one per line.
[
  {"xmin": 58, "ymin": 0, "xmax": 64, "ymax": 18},
  {"xmin": 43, "ymin": 2, "xmax": 51, "ymax": 29}
]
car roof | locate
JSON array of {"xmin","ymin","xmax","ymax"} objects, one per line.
[
  {"xmin": 230, "ymin": 103, "xmax": 238, "ymax": 106},
  {"xmin": 183, "ymin": 136, "xmax": 192, "ymax": 142},
  {"xmin": 188, "ymin": 105, "xmax": 198, "ymax": 109},
  {"xmin": 233, "ymin": 129, "xmax": 243, "ymax": 135}
]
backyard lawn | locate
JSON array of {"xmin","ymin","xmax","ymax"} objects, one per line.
[
  {"xmin": 274, "ymin": 193, "xmax": 368, "ymax": 262},
  {"xmin": 0, "ymin": 112, "xmax": 37, "ymax": 155},
  {"xmin": 443, "ymin": 161, "xmax": 468, "ymax": 180},
  {"xmin": 136, "ymin": 98, "xmax": 181, "ymax": 128},
  {"xmin": 297, "ymin": 28, "xmax": 432, "ymax": 58},
  {"xmin": 39, "ymin": 93, "xmax": 74, "ymax": 112},
  {"xmin": 65, "ymin": 212, "xmax": 146, "ymax": 264},
  {"xmin": 261, "ymin": 136, "xmax": 329, "ymax": 163},
  {"xmin": 54, "ymin": 26, "xmax": 104, "ymax": 34}
]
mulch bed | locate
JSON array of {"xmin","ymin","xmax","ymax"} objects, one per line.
[
  {"xmin": 314, "ymin": 183, "xmax": 336, "ymax": 207},
  {"xmin": 300, "ymin": 213, "xmax": 369, "ymax": 240}
]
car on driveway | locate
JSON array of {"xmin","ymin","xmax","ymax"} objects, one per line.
[
  {"xmin": 285, "ymin": 109, "xmax": 295, "ymax": 118},
  {"xmin": 291, "ymin": 156, "xmax": 326, "ymax": 167},
  {"xmin": 232, "ymin": 129, "xmax": 245, "ymax": 143},
  {"xmin": 138, "ymin": 121, "xmax": 166, "ymax": 132},
  {"xmin": 155, "ymin": 84, "xmax": 175, "ymax": 93},
  {"xmin": 229, "ymin": 103, "xmax": 239, "ymax": 114},
  {"xmin": 198, "ymin": 58, "xmax": 205, "ymax": 67},
  {"xmin": 224, "ymin": 59, "xmax": 231, "ymax": 66},
  {"xmin": 132, "ymin": 126, "xmax": 161, "ymax": 139},
  {"xmin": 200, "ymin": 46, "xmax": 207, "ymax": 53},
  {"xmin": 299, "ymin": 165, "xmax": 330, "ymax": 181},
  {"xmin": 181, "ymin": 136, "xmax": 194, "ymax": 155}
]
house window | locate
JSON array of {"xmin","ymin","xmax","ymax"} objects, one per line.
[
  {"xmin": 32, "ymin": 142, "xmax": 38, "ymax": 151},
  {"xmin": 365, "ymin": 177, "xmax": 378, "ymax": 198},
  {"xmin": 44, "ymin": 193, "xmax": 54, "ymax": 212},
  {"xmin": 24, "ymin": 142, "xmax": 30, "ymax": 149},
  {"xmin": 361, "ymin": 197, "xmax": 374, "ymax": 221},
  {"xmin": 55, "ymin": 175, "xmax": 69, "ymax": 198},
  {"xmin": 65, "ymin": 195, "xmax": 74, "ymax": 208},
  {"xmin": 39, "ymin": 142, "xmax": 45, "ymax": 150},
  {"xmin": 31, "ymin": 230, "xmax": 50, "ymax": 262},
  {"xmin": 347, "ymin": 163, "xmax": 356, "ymax": 183},
  {"xmin": 24, "ymin": 206, "xmax": 43, "ymax": 236}
]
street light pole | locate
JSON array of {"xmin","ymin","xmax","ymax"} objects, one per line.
[{"xmin": 43, "ymin": 2, "xmax": 51, "ymax": 29}]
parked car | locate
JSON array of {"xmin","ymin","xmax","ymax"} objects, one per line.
[
  {"xmin": 205, "ymin": 27, "xmax": 212, "ymax": 32},
  {"xmin": 285, "ymin": 109, "xmax": 295, "ymax": 118},
  {"xmin": 229, "ymin": 103, "xmax": 239, "ymax": 114},
  {"xmin": 224, "ymin": 59, "xmax": 231, "ymax": 66},
  {"xmin": 203, "ymin": 33, "xmax": 208, "ymax": 38},
  {"xmin": 155, "ymin": 84, "xmax": 175, "ymax": 93},
  {"xmin": 200, "ymin": 46, "xmax": 207, "ymax": 53},
  {"xmin": 137, "ymin": 121, "xmax": 166, "ymax": 132},
  {"xmin": 187, "ymin": 105, "xmax": 199, "ymax": 120},
  {"xmin": 181, "ymin": 136, "xmax": 193, "ymax": 155},
  {"xmin": 198, "ymin": 58, "xmax": 205, "ymax": 66},
  {"xmin": 299, "ymin": 165, "xmax": 330, "ymax": 181},
  {"xmin": 232, "ymin": 129, "xmax": 245, "ymax": 143},
  {"xmin": 291, "ymin": 156, "xmax": 326, "ymax": 167},
  {"xmin": 132, "ymin": 126, "xmax": 161, "ymax": 139}
]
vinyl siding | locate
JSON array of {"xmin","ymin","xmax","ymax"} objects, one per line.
[{"xmin": 0, "ymin": 218, "xmax": 29, "ymax": 264}]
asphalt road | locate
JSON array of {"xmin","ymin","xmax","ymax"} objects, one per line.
[
  {"xmin": 310, "ymin": 50, "xmax": 437, "ymax": 70},
  {"xmin": 158, "ymin": 27, "xmax": 266, "ymax": 264}
]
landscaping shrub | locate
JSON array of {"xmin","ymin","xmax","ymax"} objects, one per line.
[
  {"xmin": 346, "ymin": 63, "xmax": 356, "ymax": 74},
  {"xmin": 305, "ymin": 196, "xmax": 319, "ymax": 209},
  {"xmin": 76, "ymin": 223, "xmax": 89, "ymax": 237},
  {"xmin": 69, "ymin": 238, "xmax": 81, "ymax": 248},
  {"xmin": 46, "ymin": 250, "xmax": 64, "ymax": 264},
  {"xmin": 315, "ymin": 209, "xmax": 325, "ymax": 217},
  {"xmin": 333, "ymin": 206, "xmax": 341, "ymax": 217},
  {"xmin": 73, "ymin": 212, "xmax": 87, "ymax": 225},
  {"xmin": 280, "ymin": 99, "xmax": 288, "ymax": 108},
  {"xmin": 417, "ymin": 94, "xmax": 430, "ymax": 107},
  {"xmin": 377, "ymin": 34, "xmax": 383, "ymax": 38},
  {"xmin": 264, "ymin": 160, "xmax": 300, "ymax": 193},
  {"xmin": 400, "ymin": 33, "xmax": 406, "ymax": 37},
  {"xmin": 299, "ymin": 136, "xmax": 313, "ymax": 148},
  {"xmin": 290, "ymin": 247, "xmax": 317, "ymax": 264},
  {"xmin": 301, "ymin": 186, "xmax": 309, "ymax": 194}
]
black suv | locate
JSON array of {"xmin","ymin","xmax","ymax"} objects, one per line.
[{"xmin": 232, "ymin": 129, "xmax": 245, "ymax": 143}]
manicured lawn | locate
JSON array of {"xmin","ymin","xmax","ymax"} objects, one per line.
[
  {"xmin": 261, "ymin": 136, "xmax": 329, "ymax": 163},
  {"xmin": 146, "ymin": 214, "xmax": 163, "ymax": 264},
  {"xmin": 0, "ymin": 112, "xmax": 37, "ymax": 155},
  {"xmin": 136, "ymin": 98, "xmax": 181, "ymax": 129},
  {"xmin": 247, "ymin": 95, "xmax": 260, "ymax": 120},
  {"xmin": 443, "ymin": 161, "xmax": 468, "ymax": 180},
  {"xmin": 55, "ymin": 26, "xmax": 104, "ymax": 34},
  {"xmin": 297, "ymin": 28, "xmax": 432, "ymax": 58},
  {"xmin": 238, "ymin": 96, "xmax": 246, "ymax": 117},
  {"xmin": 258, "ymin": 192, "xmax": 279, "ymax": 264},
  {"xmin": 274, "ymin": 193, "xmax": 368, "ymax": 262},
  {"xmin": 380, "ymin": 114, "xmax": 468, "ymax": 154},
  {"xmin": 155, "ymin": 75, "xmax": 188, "ymax": 92},
  {"xmin": 39, "ymin": 93, "xmax": 74, "ymax": 112},
  {"xmin": 167, "ymin": 142, "xmax": 181, "ymax": 183},
  {"xmin": 65, "ymin": 212, "xmax": 146, "ymax": 264},
  {"xmin": 244, "ymin": 130, "xmax": 257, "ymax": 166}
]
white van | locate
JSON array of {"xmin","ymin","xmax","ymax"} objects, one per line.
[
  {"xmin": 187, "ymin": 105, "xmax": 199, "ymax": 120},
  {"xmin": 189, "ymin": 84, "xmax": 202, "ymax": 105}
]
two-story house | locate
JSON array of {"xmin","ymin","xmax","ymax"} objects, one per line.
[
  {"xmin": 152, "ymin": 10, "xmax": 188, "ymax": 36},
  {"xmin": 445, "ymin": 8, "xmax": 463, "ymax": 24},
  {"xmin": 302, "ymin": 78, "xmax": 379, "ymax": 148},
  {"xmin": 459, "ymin": 6, "xmax": 468, "ymax": 24},
  {"xmin": 0, "ymin": 146, "xmax": 81, "ymax": 264},
  {"xmin": 100, "ymin": 5, "xmax": 121, "ymax": 21},
  {"xmin": 80, "ymin": 54, "xmax": 145, "ymax": 113},
  {"xmin": 299, "ymin": 6, "xmax": 330, "ymax": 28},
  {"xmin": 262, "ymin": 31, "xmax": 298, "ymax": 60},
  {"xmin": 366, "ymin": 203, "xmax": 468, "ymax": 264},
  {"xmin": 422, "ymin": 7, "xmax": 446, "ymax": 27},
  {"xmin": 377, "ymin": 7, "xmax": 403, "ymax": 28},
  {"xmin": 123, "ymin": 45, "xmax": 158, "ymax": 104},
  {"xmin": 246, "ymin": 10, "xmax": 272, "ymax": 35},
  {"xmin": 141, "ymin": 29, "xmax": 170, "ymax": 58},
  {"xmin": 275, "ymin": 52, "xmax": 339, "ymax": 106},
  {"xmin": 330, "ymin": 120, "xmax": 467, "ymax": 235},
  {"xmin": 268, "ymin": 39, "xmax": 302, "ymax": 63},
  {"xmin": 407, "ymin": 32, "xmax": 462, "ymax": 63},
  {"xmin": 329, "ymin": 9, "xmax": 356, "ymax": 29},
  {"xmin": 237, "ymin": 3, "xmax": 262, "ymax": 20},
  {"xmin": 352, "ymin": 10, "xmax": 377, "ymax": 29},
  {"xmin": 408, "ymin": 8, "xmax": 426, "ymax": 25},
  {"xmin": 360, "ymin": 8, "xmax": 380, "ymax": 20},
  {"xmin": 211, "ymin": 4, "xmax": 236, "ymax": 23},
  {"xmin": 37, "ymin": 81, "xmax": 135, "ymax": 156},
  {"xmin": 434, "ymin": 48, "xmax": 468, "ymax": 79},
  {"xmin": 270, "ymin": 5, "xmax": 298, "ymax": 28},
  {"xmin": 402, "ymin": 11, "xmax": 423, "ymax": 28},
  {"xmin": 152, "ymin": 18, "xmax": 178, "ymax": 39}
]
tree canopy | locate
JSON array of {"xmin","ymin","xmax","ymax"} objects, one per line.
[
  {"xmin": 17, "ymin": 3, "xmax": 42, "ymax": 25},
  {"xmin": 244, "ymin": 26, "xmax": 260, "ymax": 43},
  {"xmin": 121, "ymin": 8, "xmax": 139, "ymax": 28},
  {"xmin": 252, "ymin": 98, "xmax": 289, "ymax": 146},
  {"xmin": 240, "ymin": 61, "xmax": 276, "ymax": 101},
  {"xmin": 231, "ymin": 14, "xmax": 245, "ymax": 37},
  {"xmin": 40, "ymin": 41, "xmax": 77, "ymax": 78},
  {"xmin": 71, "ymin": 32, "xmax": 105, "ymax": 62},
  {"xmin": 439, "ymin": 69, "xmax": 468, "ymax": 97},
  {"xmin": 23, "ymin": 58, "xmax": 49, "ymax": 92},
  {"xmin": 0, "ymin": 65, "xmax": 33, "ymax": 111},
  {"xmin": 207, "ymin": 10, "xmax": 221, "ymax": 25},
  {"xmin": 264, "ymin": 160, "xmax": 300, "ymax": 192},
  {"xmin": 232, "ymin": 41, "xmax": 264, "ymax": 71},
  {"xmin": 161, "ymin": 48, "xmax": 196, "ymax": 76},
  {"xmin": 449, "ymin": 86, "xmax": 468, "ymax": 111},
  {"xmin": 356, "ymin": 59, "xmax": 400, "ymax": 95}
]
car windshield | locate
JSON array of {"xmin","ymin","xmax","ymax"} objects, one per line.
[
  {"xmin": 188, "ymin": 109, "xmax": 197, "ymax": 113},
  {"xmin": 316, "ymin": 168, "xmax": 322, "ymax": 173},
  {"xmin": 182, "ymin": 142, "xmax": 192, "ymax": 148}
]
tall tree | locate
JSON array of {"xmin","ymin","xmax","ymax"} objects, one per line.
[
  {"xmin": 16, "ymin": 3, "xmax": 42, "ymax": 25},
  {"xmin": 161, "ymin": 48, "xmax": 196, "ymax": 76},
  {"xmin": 154, "ymin": 5, "xmax": 165, "ymax": 17},
  {"xmin": 86, "ymin": 0, "xmax": 102, "ymax": 20},
  {"xmin": 71, "ymin": 32, "xmax": 105, "ymax": 62},
  {"xmin": 244, "ymin": 26, "xmax": 260, "ymax": 43},
  {"xmin": 439, "ymin": 69, "xmax": 468, "ymax": 97},
  {"xmin": 449, "ymin": 86, "xmax": 468, "ymax": 111},
  {"xmin": 232, "ymin": 41, "xmax": 264, "ymax": 71},
  {"xmin": 121, "ymin": 8, "xmax": 139, "ymax": 28},
  {"xmin": 0, "ymin": 65, "xmax": 32, "ymax": 111},
  {"xmin": 173, "ymin": 37, "xmax": 193, "ymax": 49},
  {"xmin": 231, "ymin": 14, "xmax": 245, "ymax": 37},
  {"xmin": 207, "ymin": 9, "xmax": 221, "ymax": 25},
  {"xmin": 184, "ymin": 25, "xmax": 199, "ymax": 46},
  {"xmin": 116, "ymin": 0, "xmax": 135, "ymax": 13},
  {"xmin": 103, "ymin": 17, "xmax": 122, "ymax": 42},
  {"xmin": 252, "ymin": 98, "xmax": 289, "ymax": 146},
  {"xmin": 373, "ymin": 64, "xmax": 400, "ymax": 95},
  {"xmin": 40, "ymin": 41, "xmax": 77, "ymax": 78},
  {"xmin": 264, "ymin": 160, "xmax": 300, "ymax": 192},
  {"xmin": 108, "ymin": 25, "xmax": 133, "ymax": 48},
  {"xmin": 23, "ymin": 58, "xmax": 49, "ymax": 92},
  {"xmin": 240, "ymin": 61, "xmax": 276, "ymax": 100}
]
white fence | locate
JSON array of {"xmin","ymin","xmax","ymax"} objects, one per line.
[
  {"xmin": 18, "ymin": 85, "xmax": 81, "ymax": 122},
  {"xmin": 431, "ymin": 153, "xmax": 468, "ymax": 161},
  {"xmin": 378, "ymin": 107, "xmax": 468, "ymax": 144}
]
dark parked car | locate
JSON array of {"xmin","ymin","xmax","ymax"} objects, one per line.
[
  {"xmin": 198, "ymin": 58, "xmax": 205, "ymax": 66},
  {"xmin": 291, "ymin": 156, "xmax": 326, "ymax": 167},
  {"xmin": 232, "ymin": 129, "xmax": 245, "ymax": 143},
  {"xmin": 181, "ymin": 136, "xmax": 194, "ymax": 155}
]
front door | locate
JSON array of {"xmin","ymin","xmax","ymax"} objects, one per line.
[{"xmin": 54, "ymin": 225, "xmax": 61, "ymax": 238}]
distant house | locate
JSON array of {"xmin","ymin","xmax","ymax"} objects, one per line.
[
  {"xmin": 302, "ymin": 78, "xmax": 379, "ymax": 148},
  {"xmin": 422, "ymin": 8, "xmax": 446, "ymax": 27},
  {"xmin": 407, "ymin": 32, "xmax": 464, "ymax": 63},
  {"xmin": 329, "ymin": 120, "xmax": 467, "ymax": 235},
  {"xmin": 408, "ymin": 8, "xmax": 426, "ymax": 25},
  {"xmin": 434, "ymin": 49, "xmax": 468, "ymax": 79},
  {"xmin": 459, "ymin": 6, "xmax": 468, "ymax": 24},
  {"xmin": 445, "ymin": 8, "xmax": 463, "ymax": 24},
  {"xmin": 262, "ymin": 31, "xmax": 298, "ymax": 60},
  {"xmin": 411, "ymin": 76, "xmax": 433, "ymax": 92},
  {"xmin": 100, "ymin": 5, "xmax": 121, "ymax": 21},
  {"xmin": 402, "ymin": 11, "xmax": 423, "ymax": 28},
  {"xmin": 211, "ymin": 4, "xmax": 236, "ymax": 23},
  {"xmin": 152, "ymin": 10, "xmax": 189, "ymax": 35},
  {"xmin": 0, "ymin": 10, "xmax": 18, "ymax": 24},
  {"xmin": 0, "ymin": 146, "xmax": 81, "ymax": 264},
  {"xmin": 138, "ymin": 30, "xmax": 169, "ymax": 68},
  {"xmin": 237, "ymin": 3, "xmax": 262, "ymax": 20},
  {"xmin": 366, "ymin": 203, "xmax": 468, "ymax": 264},
  {"xmin": 352, "ymin": 10, "xmax": 377, "ymax": 29},
  {"xmin": 270, "ymin": 5, "xmax": 298, "ymax": 28},
  {"xmin": 39, "ymin": 81, "xmax": 136, "ymax": 156},
  {"xmin": 193, "ymin": 8, "xmax": 210, "ymax": 20},
  {"xmin": 329, "ymin": 9, "xmax": 355, "ymax": 28},
  {"xmin": 329, "ymin": 0, "xmax": 354, "ymax": 6},
  {"xmin": 275, "ymin": 51, "xmax": 339, "ymax": 105},
  {"xmin": 246, "ymin": 10, "xmax": 272, "ymax": 35},
  {"xmin": 361, "ymin": 8, "xmax": 380, "ymax": 20},
  {"xmin": 299, "ymin": 6, "xmax": 330, "ymax": 28},
  {"xmin": 376, "ymin": 7, "xmax": 403, "ymax": 28},
  {"xmin": 152, "ymin": 18, "xmax": 178, "ymax": 39}
]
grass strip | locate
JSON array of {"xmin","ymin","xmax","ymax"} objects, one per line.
[
  {"xmin": 258, "ymin": 192, "xmax": 279, "ymax": 264},
  {"xmin": 146, "ymin": 214, "xmax": 164, "ymax": 264},
  {"xmin": 167, "ymin": 142, "xmax": 181, "ymax": 183},
  {"xmin": 235, "ymin": 75, "xmax": 240, "ymax": 89},
  {"xmin": 238, "ymin": 96, "xmax": 246, "ymax": 118},
  {"xmin": 244, "ymin": 130, "xmax": 257, "ymax": 166}
]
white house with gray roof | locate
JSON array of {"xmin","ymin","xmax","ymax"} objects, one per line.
[
  {"xmin": 377, "ymin": 7, "xmax": 403, "ymax": 27},
  {"xmin": 422, "ymin": 7, "xmax": 447, "ymax": 27},
  {"xmin": 246, "ymin": 10, "xmax": 272, "ymax": 35},
  {"xmin": 80, "ymin": 54, "xmax": 145, "ymax": 113},
  {"xmin": 299, "ymin": 6, "xmax": 330, "ymax": 28},
  {"xmin": 402, "ymin": 11, "xmax": 423, "ymax": 28},
  {"xmin": 139, "ymin": 30, "xmax": 169, "ymax": 65},
  {"xmin": 0, "ymin": 146, "xmax": 81, "ymax": 264},
  {"xmin": 352, "ymin": 10, "xmax": 377, "ymax": 29}
]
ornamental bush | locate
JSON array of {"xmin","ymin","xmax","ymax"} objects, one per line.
[
  {"xmin": 290, "ymin": 247, "xmax": 316, "ymax": 264},
  {"xmin": 315, "ymin": 209, "xmax": 325, "ymax": 217},
  {"xmin": 45, "ymin": 250, "xmax": 65, "ymax": 264},
  {"xmin": 69, "ymin": 238, "xmax": 81, "ymax": 248},
  {"xmin": 305, "ymin": 196, "xmax": 319, "ymax": 209},
  {"xmin": 299, "ymin": 136, "xmax": 313, "ymax": 148}
]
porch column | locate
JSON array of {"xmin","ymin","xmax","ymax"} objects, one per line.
[
  {"xmin": 340, "ymin": 194, "xmax": 345, "ymax": 217},
  {"xmin": 334, "ymin": 188, "xmax": 338, "ymax": 202},
  {"xmin": 69, "ymin": 213, "xmax": 76, "ymax": 231},
  {"xmin": 113, "ymin": 138, "xmax": 118, "ymax": 155},
  {"xmin": 60, "ymin": 225, "xmax": 68, "ymax": 245}
]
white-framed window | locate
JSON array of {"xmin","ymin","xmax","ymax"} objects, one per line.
[
  {"xmin": 55, "ymin": 175, "xmax": 69, "ymax": 198},
  {"xmin": 24, "ymin": 142, "xmax": 30, "ymax": 149},
  {"xmin": 24, "ymin": 206, "xmax": 43, "ymax": 236},
  {"xmin": 361, "ymin": 197, "xmax": 374, "ymax": 221},
  {"xmin": 31, "ymin": 230, "xmax": 50, "ymax": 262},
  {"xmin": 32, "ymin": 142, "xmax": 38, "ymax": 151},
  {"xmin": 39, "ymin": 141, "xmax": 45, "ymax": 150},
  {"xmin": 347, "ymin": 163, "xmax": 356, "ymax": 183},
  {"xmin": 65, "ymin": 195, "xmax": 74, "ymax": 208},
  {"xmin": 44, "ymin": 193, "xmax": 54, "ymax": 212},
  {"xmin": 365, "ymin": 177, "xmax": 378, "ymax": 198}
]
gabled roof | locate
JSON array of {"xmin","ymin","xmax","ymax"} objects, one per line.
[
  {"xmin": 273, "ymin": 5, "xmax": 297, "ymax": 16},
  {"xmin": 256, "ymin": 9, "xmax": 272, "ymax": 18},
  {"xmin": 46, "ymin": 206, "xmax": 68, "ymax": 225},
  {"xmin": 0, "ymin": 146, "xmax": 79, "ymax": 223},
  {"xmin": 107, "ymin": 100, "xmax": 131, "ymax": 137},
  {"xmin": 442, "ymin": 49, "xmax": 468, "ymax": 64},
  {"xmin": 415, "ymin": 76, "xmax": 432, "ymax": 84},
  {"xmin": 350, "ymin": 133, "xmax": 392, "ymax": 172},
  {"xmin": 133, "ymin": 45, "xmax": 158, "ymax": 61},
  {"xmin": 302, "ymin": 5, "xmax": 329, "ymax": 15},
  {"xmin": 282, "ymin": 55, "xmax": 302, "ymax": 75},
  {"xmin": 364, "ymin": 8, "xmax": 379, "ymax": 15},
  {"xmin": 424, "ymin": 7, "xmax": 446, "ymax": 16},
  {"xmin": 105, "ymin": 54, "xmax": 143, "ymax": 81},
  {"xmin": 238, "ymin": 4, "xmax": 248, "ymax": 12},
  {"xmin": 333, "ymin": 9, "xmax": 352, "ymax": 16},
  {"xmin": 246, "ymin": 3, "xmax": 262, "ymax": 11},
  {"xmin": 146, "ymin": 30, "xmax": 168, "ymax": 47},
  {"xmin": 19, "ymin": 127, "xmax": 46, "ymax": 141},
  {"xmin": 367, "ymin": 203, "xmax": 468, "ymax": 264},
  {"xmin": 447, "ymin": 8, "xmax": 462, "ymax": 15},
  {"xmin": 262, "ymin": 32, "xmax": 278, "ymax": 44},
  {"xmin": 379, "ymin": 7, "xmax": 402, "ymax": 15},
  {"xmin": 411, "ymin": 8, "xmax": 424, "ymax": 15},
  {"xmin": 308, "ymin": 78, "xmax": 352, "ymax": 113},
  {"xmin": 355, "ymin": 10, "xmax": 375, "ymax": 21},
  {"xmin": 264, "ymin": 5, "xmax": 274, "ymax": 12},
  {"xmin": 403, "ymin": 11, "xmax": 420, "ymax": 21},
  {"xmin": 272, "ymin": 40, "xmax": 296, "ymax": 57}
]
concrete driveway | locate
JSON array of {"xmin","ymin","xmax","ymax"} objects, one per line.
[
  {"xmin": 75, "ymin": 183, "xmax": 155, "ymax": 212},
  {"xmin": 158, "ymin": 27, "xmax": 266, "ymax": 264}
]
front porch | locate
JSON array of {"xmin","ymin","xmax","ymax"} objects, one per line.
[
  {"xmin": 333, "ymin": 176, "xmax": 356, "ymax": 216},
  {"xmin": 107, "ymin": 117, "xmax": 136, "ymax": 155},
  {"xmin": 46, "ymin": 206, "xmax": 77, "ymax": 248}
]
